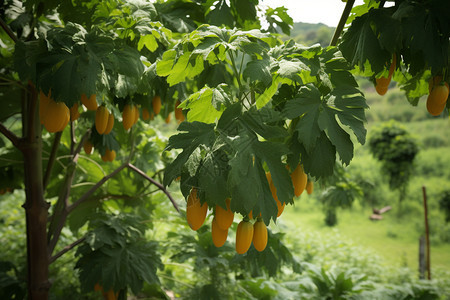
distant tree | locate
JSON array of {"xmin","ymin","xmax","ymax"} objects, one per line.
[{"xmin": 368, "ymin": 120, "xmax": 419, "ymax": 211}]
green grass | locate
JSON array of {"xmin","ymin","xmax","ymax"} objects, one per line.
[{"xmin": 282, "ymin": 195, "xmax": 450, "ymax": 276}]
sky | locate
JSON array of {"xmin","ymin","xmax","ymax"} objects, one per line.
[{"xmin": 261, "ymin": 0, "xmax": 365, "ymax": 27}]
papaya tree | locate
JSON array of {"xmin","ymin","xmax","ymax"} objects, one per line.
[
  {"xmin": 1, "ymin": 0, "xmax": 449, "ymax": 299},
  {"xmin": 0, "ymin": 0, "xmax": 296, "ymax": 298}
]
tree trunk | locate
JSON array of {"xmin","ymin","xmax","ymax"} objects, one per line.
[{"xmin": 21, "ymin": 83, "xmax": 50, "ymax": 299}]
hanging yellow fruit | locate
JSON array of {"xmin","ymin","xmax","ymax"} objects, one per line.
[
  {"xmin": 211, "ymin": 217, "xmax": 228, "ymax": 247},
  {"xmin": 81, "ymin": 93, "xmax": 97, "ymax": 111},
  {"xmin": 142, "ymin": 107, "xmax": 150, "ymax": 121},
  {"xmin": 252, "ymin": 219, "xmax": 268, "ymax": 252},
  {"xmin": 43, "ymin": 100, "xmax": 70, "ymax": 133},
  {"xmin": 103, "ymin": 113, "xmax": 115, "ymax": 135},
  {"xmin": 122, "ymin": 104, "xmax": 136, "ymax": 131},
  {"xmin": 83, "ymin": 140, "xmax": 93, "ymax": 155},
  {"xmin": 95, "ymin": 106, "xmax": 109, "ymax": 134},
  {"xmin": 152, "ymin": 95, "xmax": 162, "ymax": 115},
  {"xmin": 236, "ymin": 220, "xmax": 253, "ymax": 254},
  {"xmin": 186, "ymin": 188, "xmax": 208, "ymax": 231},
  {"xmin": 215, "ymin": 198, "xmax": 234, "ymax": 230},
  {"xmin": 70, "ymin": 102, "xmax": 80, "ymax": 121}
]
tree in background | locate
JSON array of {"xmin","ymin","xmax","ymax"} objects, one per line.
[{"xmin": 368, "ymin": 120, "xmax": 419, "ymax": 210}]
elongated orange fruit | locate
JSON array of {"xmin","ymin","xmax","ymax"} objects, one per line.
[
  {"xmin": 43, "ymin": 100, "xmax": 70, "ymax": 132},
  {"xmin": 212, "ymin": 217, "xmax": 228, "ymax": 247},
  {"xmin": 428, "ymin": 76, "xmax": 444, "ymax": 93},
  {"xmin": 70, "ymin": 102, "xmax": 80, "ymax": 121},
  {"xmin": 133, "ymin": 105, "xmax": 139, "ymax": 124},
  {"xmin": 103, "ymin": 113, "xmax": 114, "ymax": 135},
  {"xmin": 236, "ymin": 220, "xmax": 254, "ymax": 254},
  {"xmin": 266, "ymin": 172, "xmax": 285, "ymax": 217},
  {"xmin": 427, "ymin": 83, "xmax": 449, "ymax": 116},
  {"xmin": 291, "ymin": 164, "xmax": 307, "ymax": 197},
  {"xmin": 122, "ymin": 104, "xmax": 136, "ymax": 130},
  {"xmin": 306, "ymin": 180, "xmax": 314, "ymax": 195},
  {"xmin": 142, "ymin": 108, "xmax": 150, "ymax": 121},
  {"xmin": 215, "ymin": 198, "xmax": 234, "ymax": 230},
  {"xmin": 152, "ymin": 95, "xmax": 162, "ymax": 115},
  {"xmin": 81, "ymin": 93, "xmax": 97, "ymax": 111},
  {"xmin": 101, "ymin": 148, "xmax": 116, "ymax": 162},
  {"xmin": 83, "ymin": 140, "xmax": 93, "ymax": 155},
  {"xmin": 95, "ymin": 106, "xmax": 109, "ymax": 134},
  {"xmin": 165, "ymin": 113, "xmax": 172, "ymax": 124},
  {"xmin": 186, "ymin": 188, "xmax": 208, "ymax": 231},
  {"xmin": 375, "ymin": 78, "xmax": 390, "ymax": 96},
  {"xmin": 252, "ymin": 219, "xmax": 268, "ymax": 252},
  {"xmin": 175, "ymin": 100, "xmax": 184, "ymax": 123},
  {"xmin": 375, "ymin": 55, "xmax": 396, "ymax": 96}
]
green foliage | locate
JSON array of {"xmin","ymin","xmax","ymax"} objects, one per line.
[
  {"xmin": 318, "ymin": 164, "xmax": 363, "ymax": 226},
  {"xmin": 0, "ymin": 261, "xmax": 26, "ymax": 300},
  {"xmin": 75, "ymin": 213, "xmax": 163, "ymax": 295},
  {"xmin": 160, "ymin": 25, "xmax": 368, "ymax": 223},
  {"xmin": 298, "ymin": 263, "xmax": 371, "ymax": 299},
  {"xmin": 232, "ymin": 231, "xmax": 301, "ymax": 277},
  {"xmin": 162, "ymin": 220, "xmax": 300, "ymax": 299},
  {"xmin": 340, "ymin": 0, "xmax": 450, "ymax": 104}
]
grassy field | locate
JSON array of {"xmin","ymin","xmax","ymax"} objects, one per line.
[{"xmin": 281, "ymin": 192, "xmax": 450, "ymax": 277}]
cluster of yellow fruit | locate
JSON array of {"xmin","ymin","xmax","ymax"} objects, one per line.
[
  {"xmin": 184, "ymin": 164, "xmax": 313, "ymax": 254},
  {"xmin": 426, "ymin": 76, "xmax": 449, "ymax": 116},
  {"xmin": 375, "ymin": 55, "xmax": 396, "ymax": 96},
  {"xmin": 140, "ymin": 97, "xmax": 184, "ymax": 124},
  {"xmin": 373, "ymin": 57, "xmax": 449, "ymax": 116},
  {"xmin": 40, "ymin": 91, "xmax": 186, "ymax": 162}
]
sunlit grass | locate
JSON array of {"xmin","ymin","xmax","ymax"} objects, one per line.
[{"xmin": 282, "ymin": 194, "xmax": 450, "ymax": 276}]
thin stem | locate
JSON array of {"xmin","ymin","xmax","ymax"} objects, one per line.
[
  {"xmin": 49, "ymin": 236, "xmax": 86, "ymax": 264},
  {"xmin": 67, "ymin": 162, "xmax": 129, "ymax": 213},
  {"xmin": 0, "ymin": 122, "xmax": 21, "ymax": 148},
  {"xmin": 238, "ymin": 52, "xmax": 245, "ymax": 80},
  {"xmin": 70, "ymin": 122, "xmax": 76, "ymax": 155},
  {"xmin": 127, "ymin": 163, "xmax": 180, "ymax": 213},
  {"xmin": 229, "ymin": 51, "xmax": 243, "ymax": 92},
  {"xmin": 329, "ymin": 0, "xmax": 356, "ymax": 46},
  {"xmin": 0, "ymin": 17, "xmax": 18, "ymax": 43},
  {"xmin": 43, "ymin": 131, "xmax": 62, "ymax": 189}
]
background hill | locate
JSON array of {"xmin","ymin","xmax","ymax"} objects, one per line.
[{"xmin": 287, "ymin": 22, "xmax": 335, "ymax": 47}]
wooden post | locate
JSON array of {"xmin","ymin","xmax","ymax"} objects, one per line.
[
  {"xmin": 418, "ymin": 236, "xmax": 426, "ymax": 279},
  {"xmin": 422, "ymin": 186, "xmax": 431, "ymax": 280}
]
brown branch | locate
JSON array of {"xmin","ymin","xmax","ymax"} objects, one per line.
[
  {"xmin": 43, "ymin": 131, "xmax": 62, "ymax": 189},
  {"xmin": 49, "ymin": 236, "xmax": 86, "ymax": 264},
  {"xmin": 73, "ymin": 130, "xmax": 91, "ymax": 159},
  {"xmin": 127, "ymin": 163, "xmax": 180, "ymax": 213},
  {"xmin": 49, "ymin": 146, "xmax": 125, "ymax": 255},
  {"xmin": 67, "ymin": 162, "xmax": 129, "ymax": 213},
  {"xmin": 329, "ymin": 0, "xmax": 356, "ymax": 46},
  {"xmin": 0, "ymin": 122, "xmax": 21, "ymax": 148},
  {"xmin": 0, "ymin": 17, "xmax": 18, "ymax": 43}
]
